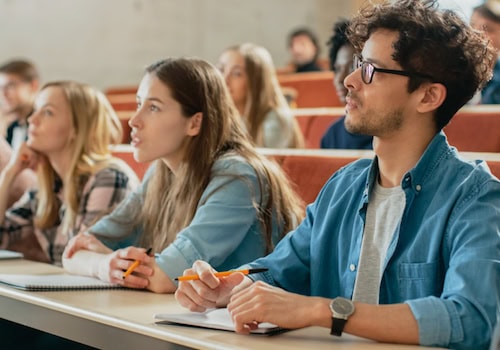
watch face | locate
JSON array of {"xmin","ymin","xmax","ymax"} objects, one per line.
[{"xmin": 332, "ymin": 298, "xmax": 354, "ymax": 315}]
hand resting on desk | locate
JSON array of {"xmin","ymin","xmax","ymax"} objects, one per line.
[
  {"xmin": 175, "ymin": 260, "xmax": 329, "ymax": 334},
  {"xmin": 62, "ymin": 233, "xmax": 155, "ymax": 290}
]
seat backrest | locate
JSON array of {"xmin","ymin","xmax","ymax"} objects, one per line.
[
  {"xmin": 444, "ymin": 106, "xmax": 500, "ymax": 152},
  {"xmin": 278, "ymin": 71, "xmax": 340, "ymax": 108},
  {"xmin": 292, "ymin": 108, "xmax": 345, "ymax": 148}
]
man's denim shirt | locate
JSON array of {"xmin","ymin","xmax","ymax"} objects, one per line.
[{"xmin": 249, "ymin": 132, "xmax": 500, "ymax": 349}]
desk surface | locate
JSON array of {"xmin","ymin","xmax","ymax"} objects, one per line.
[{"xmin": 0, "ymin": 259, "xmax": 440, "ymax": 349}]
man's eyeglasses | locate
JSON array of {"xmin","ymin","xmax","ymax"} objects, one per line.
[{"xmin": 353, "ymin": 55, "xmax": 433, "ymax": 84}]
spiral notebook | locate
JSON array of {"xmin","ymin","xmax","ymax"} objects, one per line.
[
  {"xmin": 0, "ymin": 274, "xmax": 123, "ymax": 291},
  {"xmin": 155, "ymin": 308, "xmax": 284, "ymax": 335}
]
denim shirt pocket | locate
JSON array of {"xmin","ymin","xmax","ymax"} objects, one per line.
[{"xmin": 398, "ymin": 261, "xmax": 443, "ymax": 300}]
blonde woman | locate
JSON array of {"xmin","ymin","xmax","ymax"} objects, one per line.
[
  {"xmin": 63, "ymin": 57, "xmax": 304, "ymax": 293},
  {"xmin": 218, "ymin": 43, "xmax": 304, "ymax": 148},
  {"xmin": 0, "ymin": 81, "xmax": 139, "ymax": 265}
]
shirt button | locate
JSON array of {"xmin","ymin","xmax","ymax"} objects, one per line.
[
  {"xmin": 416, "ymin": 185, "xmax": 422, "ymax": 191},
  {"xmin": 349, "ymin": 264, "xmax": 356, "ymax": 271}
]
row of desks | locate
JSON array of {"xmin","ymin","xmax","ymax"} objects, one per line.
[{"xmin": 0, "ymin": 259, "xmax": 440, "ymax": 349}]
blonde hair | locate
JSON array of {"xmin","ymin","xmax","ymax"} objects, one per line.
[
  {"xmin": 138, "ymin": 58, "xmax": 304, "ymax": 253},
  {"xmin": 228, "ymin": 43, "xmax": 304, "ymax": 148},
  {"xmin": 35, "ymin": 81, "xmax": 124, "ymax": 234}
]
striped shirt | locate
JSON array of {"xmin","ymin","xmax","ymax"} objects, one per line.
[{"xmin": 0, "ymin": 166, "xmax": 138, "ymax": 266}]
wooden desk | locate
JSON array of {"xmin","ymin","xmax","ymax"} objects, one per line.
[{"xmin": 0, "ymin": 259, "xmax": 440, "ymax": 349}]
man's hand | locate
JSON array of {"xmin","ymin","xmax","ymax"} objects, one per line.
[
  {"xmin": 175, "ymin": 260, "xmax": 252, "ymax": 311},
  {"xmin": 227, "ymin": 281, "xmax": 330, "ymax": 333}
]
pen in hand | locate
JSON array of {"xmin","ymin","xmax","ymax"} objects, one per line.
[
  {"xmin": 175, "ymin": 268, "xmax": 268, "ymax": 281},
  {"xmin": 122, "ymin": 247, "xmax": 152, "ymax": 279}
]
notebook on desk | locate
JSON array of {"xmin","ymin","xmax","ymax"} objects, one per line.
[
  {"xmin": 0, "ymin": 274, "xmax": 123, "ymax": 291},
  {"xmin": 155, "ymin": 308, "xmax": 285, "ymax": 335},
  {"xmin": 0, "ymin": 250, "xmax": 24, "ymax": 260}
]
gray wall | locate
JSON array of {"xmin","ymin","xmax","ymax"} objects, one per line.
[{"xmin": 0, "ymin": 0, "xmax": 355, "ymax": 90}]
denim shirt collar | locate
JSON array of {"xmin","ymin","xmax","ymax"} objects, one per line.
[{"xmin": 363, "ymin": 131, "xmax": 451, "ymax": 199}]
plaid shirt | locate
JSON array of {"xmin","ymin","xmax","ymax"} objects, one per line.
[{"xmin": 0, "ymin": 166, "xmax": 138, "ymax": 266}]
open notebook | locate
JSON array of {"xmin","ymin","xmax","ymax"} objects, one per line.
[
  {"xmin": 0, "ymin": 250, "xmax": 24, "ymax": 260},
  {"xmin": 155, "ymin": 308, "xmax": 284, "ymax": 335},
  {"xmin": 0, "ymin": 274, "xmax": 123, "ymax": 291}
]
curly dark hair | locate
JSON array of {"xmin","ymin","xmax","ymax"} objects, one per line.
[
  {"xmin": 327, "ymin": 19, "xmax": 351, "ymax": 71},
  {"xmin": 348, "ymin": 0, "xmax": 496, "ymax": 130}
]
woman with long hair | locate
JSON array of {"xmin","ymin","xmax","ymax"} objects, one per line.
[
  {"xmin": 63, "ymin": 57, "xmax": 304, "ymax": 293},
  {"xmin": 218, "ymin": 43, "xmax": 304, "ymax": 148},
  {"xmin": 0, "ymin": 81, "xmax": 139, "ymax": 265}
]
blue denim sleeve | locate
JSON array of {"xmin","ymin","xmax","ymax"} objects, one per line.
[
  {"xmin": 246, "ymin": 200, "xmax": 316, "ymax": 295},
  {"xmin": 155, "ymin": 158, "xmax": 264, "ymax": 282},
  {"xmin": 407, "ymin": 179, "xmax": 500, "ymax": 350}
]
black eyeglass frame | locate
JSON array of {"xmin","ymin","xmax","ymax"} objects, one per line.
[{"xmin": 353, "ymin": 55, "xmax": 433, "ymax": 84}]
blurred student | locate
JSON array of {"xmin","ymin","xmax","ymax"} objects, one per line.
[
  {"xmin": 320, "ymin": 19, "xmax": 373, "ymax": 149},
  {"xmin": 470, "ymin": 0, "xmax": 500, "ymax": 104},
  {"xmin": 175, "ymin": 1, "xmax": 499, "ymax": 348},
  {"xmin": 63, "ymin": 57, "xmax": 304, "ymax": 293},
  {"xmin": 218, "ymin": 43, "xmax": 304, "ymax": 148},
  {"xmin": 0, "ymin": 81, "xmax": 138, "ymax": 264},
  {"xmin": 0, "ymin": 59, "xmax": 40, "ymax": 151},
  {"xmin": 288, "ymin": 28, "xmax": 322, "ymax": 73}
]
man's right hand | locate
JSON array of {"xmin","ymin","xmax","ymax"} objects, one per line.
[{"xmin": 175, "ymin": 260, "xmax": 252, "ymax": 312}]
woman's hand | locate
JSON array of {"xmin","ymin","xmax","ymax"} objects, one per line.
[
  {"xmin": 5, "ymin": 142, "xmax": 39, "ymax": 176},
  {"xmin": 106, "ymin": 246, "xmax": 154, "ymax": 289},
  {"xmin": 63, "ymin": 232, "xmax": 112, "ymax": 259}
]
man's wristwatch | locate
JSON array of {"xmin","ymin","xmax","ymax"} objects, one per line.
[{"xmin": 329, "ymin": 297, "xmax": 355, "ymax": 336}]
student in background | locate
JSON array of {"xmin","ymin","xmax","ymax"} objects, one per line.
[
  {"xmin": 288, "ymin": 28, "xmax": 323, "ymax": 73},
  {"xmin": 321, "ymin": 19, "xmax": 373, "ymax": 149},
  {"xmin": 63, "ymin": 57, "xmax": 304, "ymax": 294},
  {"xmin": 175, "ymin": 1, "xmax": 499, "ymax": 348},
  {"xmin": 0, "ymin": 59, "xmax": 40, "ymax": 151},
  {"xmin": 470, "ymin": 0, "xmax": 500, "ymax": 104},
  {"xmin": 0, "ymin": 81, "xmax": 138, "ymax": 265},
  {"xmin": 218, "ymin": 43, "xmax": 304, "ymax": 148}
]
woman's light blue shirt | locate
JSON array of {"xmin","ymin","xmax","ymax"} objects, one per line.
[{"xmin": 89, "ymin": 155, "xmax": 281, "ymax": 285}]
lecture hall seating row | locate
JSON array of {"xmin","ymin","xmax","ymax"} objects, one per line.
[
  {"xmin": 116, "ymin": 105, "xmax": 500, "ymax": 153},
  {"xmin": 293, "ymin": 105, "xmax": 500, "ymax": 152},
  {"xmin": 111, "ymin": 146, "xmax": 500, "ymax": 205},
  {"xmin": 105, "ymin": 70, "xmax": 342, "ymax": 110}
]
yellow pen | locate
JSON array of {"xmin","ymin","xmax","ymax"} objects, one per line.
[
  {"xmin": 122, "ymin": 247, "xmax": 152, "ymax": 279},
  {"xmin": 175, "ymin": 268, "xmax": 268, "ymax": 281}
]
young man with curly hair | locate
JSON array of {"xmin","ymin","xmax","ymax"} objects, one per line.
[{"xmin": 175, "ymin": 1, "xmax": 500, "ymax": 348}]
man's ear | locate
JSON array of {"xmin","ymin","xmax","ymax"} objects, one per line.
[
  {"xmin": 186, "ymin": 112, "xmax": 203, "ymax": 137},
  {"xmin": 416, "ymin": 82, "xmax": 447, "ymax": 114}
]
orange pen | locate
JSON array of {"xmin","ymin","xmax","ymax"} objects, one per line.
[
  {"xmin": 122, "ymin": 247, "xmax": 152, "ymax": 279},
  {"xmin": 175, "ymin": 268, "xmax": 268, "ymax": 281}
]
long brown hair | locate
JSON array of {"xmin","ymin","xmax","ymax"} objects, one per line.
[
  {"xmin": 226, "ymin": 43, "xmax": 304, "ymax": 148},
  {"xmin": 35, "ymin": 81, "xmax": 127, "ymax": 233},
  {"xmin": 138, "ymin": 58, "xmax": 304, "ymax": 253}
]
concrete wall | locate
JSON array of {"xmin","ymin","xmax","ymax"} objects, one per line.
[{"xmin": 0, "ymin": 0, "xmax": 356, "ymax": 90}]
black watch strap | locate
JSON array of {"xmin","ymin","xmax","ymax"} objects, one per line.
[{"xmin": 330, "ymin": 317, "xmax": 347, "ymax": 336}]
